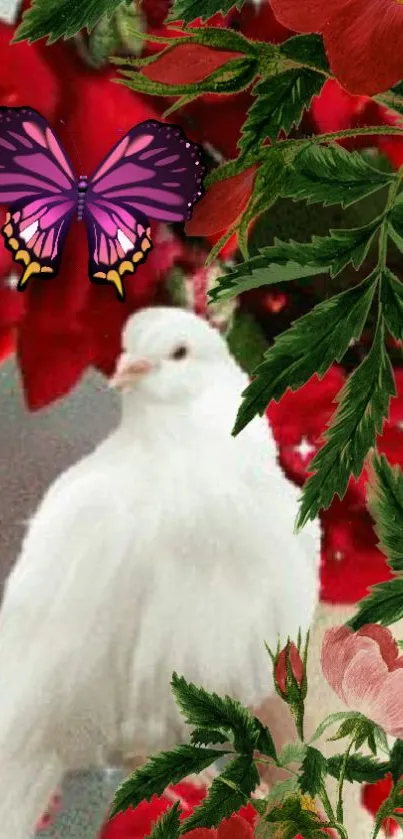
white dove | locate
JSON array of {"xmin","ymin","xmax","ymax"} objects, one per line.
[{"xmin": 0, "ymin": 306, "xmax": 320, "ymax": 839}]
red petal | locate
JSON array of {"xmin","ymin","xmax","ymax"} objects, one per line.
[
  {"xmin": 143, "ymin": 43, "xmax": 243, "ymax": 85},
  {"xmin": 186, "ymin": 166, "xmax": 256, "ymax": 236},
  {"xmin": 324, "ymin": 0, "xmax": 403, "ymax": 95},
  {"xmin": 218, "ymin": 815, "xmax": 254, "ymax": 839},
  {"xmin": 269, "ymin": 0, "xmax": 329, "ymax": 33}
]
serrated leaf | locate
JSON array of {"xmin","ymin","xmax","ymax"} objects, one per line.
[
  {"xmin": 326, "ymin": 753, "xmax": 389, "ymax": 784},
  {"xmin": 283, "ymin": 144, "xmax": 395, "ymax": 208},
  {"xmin": 328, "ymin": 718, "xmax": 361, "ymax": 742},
  {"xmin": 190, "ymin": 728, "xmax": 229, "ymax": 747},
  {"xmin": 226, "ymin": 311, "xmax": 267, "ymax": 376},
  {"xmin": 299, "ymin": 747, "xmax": 328, "ymax": 797},
  {"xmin": 210, "ymin": 222, "xmax": 379, "ymax": 302},
  {"xmin": 146, "ymin": 801, "xmax": 181, "ymax": 839},
  {"xmin": 233, "ymin": 272, "xmax": 377, "ymax": 436},
  {"xmin": 280, "ymin": 34, "xmax": 329, "ymax": 73},
  {"xmin": 264, "ymin": 778, "xmax": 300, "ymax": 810},
  {"xmin": 347, "ymin": 577, "xmax": 403, "ymax": 630},
  {"xmin": 168, "ymin": 0, "xmax": 245, "ymax": 24},
  {"xmin": 180, "ymin": 756, "xmax": 259, "ymax": 832},
  {"xmin": 298, "ymin": 315, "xmax": 395, "ymax": 527},
  {"xmin": 110, "ymin": 745, "xmax": 225, "ymax": 817},
  {"xmin": 389, "ymin": 739, "xmax": 403, "ymax": 783},
  {"xmin": 171, "ymin": 673, "xmax": 258, "ymax": 754},
  {"xmin": 381, "ymin": 265, "xmax": 403, "ymax": 343},
  {"xmin": 240, "ymin": 69, "xmax": 324, "ymax": 153},
  {"xmin": 310, "ymin": 711, "xmax": 364, "ymax": 744},
  {"xmin": 14, "ymin": 0, "xmax": 129, "ymax": 43},
  {"xmin": 367, "ymin": 453, "xmax": 403, "ymax": 575},
  {"xmin": 278, "ymin": 742, "xmax": 307, "ymax": 767},
  {"xmin": 254, "ymin": 719, "xmax": 278, "ymax": 761}
]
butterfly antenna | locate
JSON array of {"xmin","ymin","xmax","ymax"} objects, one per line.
[{"xmin": 59, "ymin": 118, "xmax": 85, "ymax": 174}]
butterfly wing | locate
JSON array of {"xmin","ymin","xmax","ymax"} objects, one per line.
[
  {"xmin": 0, "ymin": 107, "xmax": 77, "ymax": 290},
  {"xmin": 84, "ymin": 120, "xmax": 205, "ymax": 299}
]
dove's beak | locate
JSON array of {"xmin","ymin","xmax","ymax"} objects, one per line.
[{"xmin": 109, "ymin": 353, "xmax": 156, "ymax": 390}]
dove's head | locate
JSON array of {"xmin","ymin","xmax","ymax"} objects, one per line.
[{"xmin": 110, "ymin": 306, "xmax": 235, "ymax": 405}]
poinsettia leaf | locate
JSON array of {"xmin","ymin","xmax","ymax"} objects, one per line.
[
  {"xmin": 239, "ymin": 69, "xmax": 325, "ymax": 153},
  {"xmin": 326, "ymin": 753, "xmax": 389, "ymax": 784},
  {"xmin": 347, "ymin": 577, "xmax": 403, "ymax": 630},
  {"xmin": 380, "ymin": 267, "xmax": 403, "ymax": 343},
  {"xmin": 14, "ymin": 0, "xmax": 130, "ymax": 43},
  {"xmin": 233, "ymin": 273, "xmax": 377, "ymax": 436},
  {"xmin": 367, "ymin": 453, "xmax": 403, "ymax": 575},
  {"xmin": 146, "ymin": 801, "xmax": 181, "ymax": 839},
  {"xmin": 210, "ymin": 222, "xmax": 379, "ymax": 302},
  {"xmin": 180, "ymin": 756, "xmax": 259, "ymax": 831},
  {"xmin": 168, "ymin": 0, "xmax": 245, "ymax": 24},
  {"xmin": 298, "ymin": 747, "xmax": 328, "ymax": 796},
  {"xmin": 171, "ymin": 673, "xmax": 259, "ymax": 754},
  {"xmin": 110, "ymin": 745, "xmax": 226, "ymax": 817},
  {"xmin": 280, "ymin": 33, "xmax": 329, "ymax": 73},
  {"xmin": 237, "ymin": 148, "xmax": 289, "ymax": 254},
  {"xmin": 298, "ymin": 315, "xmax": 395, "ymax": 526},
  {"xmin": 283, "ymin": 144, "xmax": 395, "ymax": 208}
]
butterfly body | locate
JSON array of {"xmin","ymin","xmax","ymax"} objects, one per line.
[{"xmin": 0, "ymin": 107, "xmax": 205, "ymax": 300}]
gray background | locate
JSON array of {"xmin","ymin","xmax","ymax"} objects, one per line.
[{"xmin": 0, "ymin": 358, "xmax": 122, "ymax": 838}]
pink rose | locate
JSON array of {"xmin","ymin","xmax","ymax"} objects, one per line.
[{"xmin": 321, "ymin": 625, "xmax": 403, "ymax": 738}]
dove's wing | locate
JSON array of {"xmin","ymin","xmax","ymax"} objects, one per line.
[{"xmin": 0, "ymin": 466, "xmax": 136, "ymax": 838}]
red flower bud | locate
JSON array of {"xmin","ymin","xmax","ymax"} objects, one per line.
[
  {"xmin": 185, "ymin": 166, "xmax": 257, "ymax": 237},
  {"xmin": 274, "ymin": 641, "xmax": 304, "ymax": 697},
  {"xmin": 143, "ymin": 43, "xmax": 244, "ymax": 85}
]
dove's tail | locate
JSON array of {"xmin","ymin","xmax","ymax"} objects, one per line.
[{"xmin": 0, "ymin": 742, "xmax": 62, "ymax": 839}]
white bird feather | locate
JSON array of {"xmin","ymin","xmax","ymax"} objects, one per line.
[{"xmin": 0, "ymin": 306, "xmax": 320, "ymax": 838}]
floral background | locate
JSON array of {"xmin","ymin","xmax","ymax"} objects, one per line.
[{"xmin": 2, "ymin": 0, "xmax": 403, "ymax": 837}]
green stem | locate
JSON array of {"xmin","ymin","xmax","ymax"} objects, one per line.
[
  {"xmin": 336, "ymin": 736, "xmax": 355, "ymax": 824},
  {"xmin": 319, "ymin": 782, "xmax": 336, "ymax": 823}
]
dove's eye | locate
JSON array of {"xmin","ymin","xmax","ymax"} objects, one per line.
[{"xmin": 170, "ymin": 345, "xmax": 189, "ymax": 361}]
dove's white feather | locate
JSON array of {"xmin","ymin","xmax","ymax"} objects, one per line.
[{"xmin": 0, "ymin": 306, "xmax": 320, "ymax": 837}]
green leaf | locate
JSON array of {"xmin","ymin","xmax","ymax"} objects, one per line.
[
  {"xmin": 210, "ymin": 222, "xmax": 379, "ymax": 302},
  {"xmin": 298, "ymin": 315, "xmax": 395, "ymax": 527},
  {"xmin": 389, "ymin": 739, "xmax": 403, "ymax": 784},
  {"xmin": 278, "ymin": 742, "xmax": 307, "ymax": 767},
  {"xmin": 14, "ymin": 0, "xmax": 129, "ymax": 43},
  {"xmin": 180, "ymin": 756, "xmax": 259, "ymax": 832},
  {"xmin": 168, "ymin": 0, "xmax": 245, "ymax": 24},
  {"xmin": 310, "ymin": 711, "xmax": 364, "ymax": 744},
  {"xmin": 240, "ymin": 69, "xmax": 324, "ymax": 153},
  {"xmin": 226, "ymin": 311, "xmax": 267, "ymax": 376},
  {"xmin": 283, "ymin": 144, "xmax": 395, "ymax": 208},
  {"xmin": 233, "ymin": 273, "xmax": 377, "ymax": 436},
  {"xmin": 254, "ymin": 719, "xmax": 278, "ymax": 762},
  {"xmin": 326, "ymin": 753, "xmax": 389, "ymax": 785},
  {"xmin": 280, "ymin": 34, "xmax": 330, "ymax": 74},
  {"xmin": 367, "ymin": 453, "xmax": 403, "ymax": 575},
  {"xmin": 171, "ymin": 673, "xmax": 258, "ymax": 754},
  {"xmin": 380, "ymin": 267, "xmax": 403, "ymax": 343},
  {"xmin": 110, "ymin": 745, "xmax": 225, "ymax": 817},
  {"xmin": 146, "ymin": 802, "xmax": 181, "ymax": 839},
  {"xmin": 347, "ymin": 577, "xmax": 403, "ymax": 630},
  {"xmin": 298, "ymin": 747, "xmax": 328, "ymax": 797},
  {"xmin": 190, "ymin": 728, "xmax": 229, "ymax": 747}
]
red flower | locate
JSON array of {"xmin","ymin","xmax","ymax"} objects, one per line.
[
  {"xmin": 270, "ymin": 0, "xmax": 403, "ymax": 95},
  {"xmin": 186, "ymin": 167, "xmax": 257, "ymax": 237},
  {"xmin": 99, "ymin": 782, "xmax": 256, "ymax": 839},
  {"xmin": 362, "ymin": 773, "xmax": 403, "ymax": 837}
]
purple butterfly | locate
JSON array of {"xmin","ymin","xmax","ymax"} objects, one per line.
[{"xmin": 0, "ymin": 107, "xmax": 206, "ymax": 300}]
